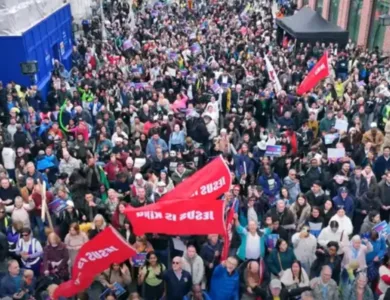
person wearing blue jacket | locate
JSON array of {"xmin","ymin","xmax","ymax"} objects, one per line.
[
  {"xmin": 169, "ymin": 124, "xmax": 186, "ymax": 151},
  {"xmin": 0, "ymin": 259, "xmax": 24, "ymax": 298},
  {"xmin": 146, "ymin": 132, "xmax": 168, "ymax": 157},
  {"xmin": 258, "ymin": 165, "xmax": 282, "ymax": 205},
  {"xmin": 332, "ymin": 187, "xmax": 354, "ymax": 218},
  {"xmin": 234, "ymin": 148, "xmax": 255, "ymax": 180},
  {"xmin": 209, "ymin": 257, "xmax": 240, "ymax": 300},
  {"xmin": 366, "ymin": 231, "xmax": 386, "ymax": 265}
]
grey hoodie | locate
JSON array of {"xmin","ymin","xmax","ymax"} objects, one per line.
[{"xmin": 360, "ymin": 215, "xmax": 375, "ymax": 235}]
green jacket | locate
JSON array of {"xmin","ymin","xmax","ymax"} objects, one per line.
[
  {"xmin": 266, "ymin": 247, "xmax": 296, "ymax": 276},
  {"xmin": 236, "ymin": 225, "xmax": 269, "ymax": 261},
  {"xmin": 78, "ymin": 87, "xmax": 94, "ymax": 102},
  {"xmin": 319, "ymin": 116, "xmax": 335, "ymax": 134}
]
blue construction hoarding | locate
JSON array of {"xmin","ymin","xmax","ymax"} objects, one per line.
[{"xmin": 0, "ymin": 4, "xmax": 73, "ymax": 98}]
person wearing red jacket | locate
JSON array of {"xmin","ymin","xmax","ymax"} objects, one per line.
[
  {"xmin": 31, "ymin": 184, "xmax": 53, "ymax": 241},
  {"xmin": 68, "ymin": 119, "xmax": 89, "ymax": 143},
  {"xmin": 104, "ymin": 153, "xmax": 124, "ymax": 182},
  {"xmin": 111, "ymin": 201, "xmax": 128, "ymax": 230}
]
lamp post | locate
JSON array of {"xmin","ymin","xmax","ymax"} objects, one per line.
[{"xmin": 379, "ymin": 14, "xmax": 390, "ymax": 27}]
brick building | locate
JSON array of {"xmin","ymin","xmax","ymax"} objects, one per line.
[{"xmin": 295, "ymin": 0, "xmax": 390, "ymax": 53}]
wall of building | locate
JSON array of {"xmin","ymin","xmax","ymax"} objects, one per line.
[{"xmin": 297, "ymin": 0, "xmax": 390, "ymax": 53}]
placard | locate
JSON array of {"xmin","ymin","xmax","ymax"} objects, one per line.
[
  {"xmin": 265, "ymin": 145, "xmax": 282, "ymax": 157},
  {"xmin": 327, "ymin": 148, "xmax": 345, "ymax": 159},
  {"xmin": 48, "ymin": 199, "xmax": 67, "ymax": 215},
  {"xmin": 334, "ymin": 119, "xmax": 348, "ymax": 132}
]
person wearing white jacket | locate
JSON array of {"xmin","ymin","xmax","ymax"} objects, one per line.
[
  {"xmin": 181, "ymin": 244, "xmax": 205, "ymax": 287},
  {"xmin": 291, "ymin": 226, "xmax": 317, "ymax": 273},
  {"xmin": 317, "ymin": 220, "xmax": 350, "ymax": 255},
  {"xmin": 329, "ymin": 207, "xmax": 353, "ymax": 237},
  {"xmin": 280, "ymin": 260, "xmax": 310, "ymax": 291},
  {"xmin": 2, "ymin": 141, "xmax": 16, "ymax": 179},
  {"xmin": 204, "ymin": 114, "xmax": 218, "ymax": 142}
]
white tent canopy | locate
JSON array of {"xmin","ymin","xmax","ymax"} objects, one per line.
[{"xmin": 0, "ymin": 0, "xmax": 64, "ymax": 35}]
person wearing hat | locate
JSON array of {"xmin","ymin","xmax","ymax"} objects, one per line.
[
  {"xmin": 152, "ymin": 181, "xmax": 167, "ymax": 202},
  {"xmin": 332, "ymin": 187, "xmax": 354, "ymax": 219}
]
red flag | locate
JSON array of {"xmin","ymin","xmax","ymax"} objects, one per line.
[
  {"xmin": 159, "ymin": 156, "xmax": 231, "ymax": 202},
  {"xmin": 125, "ymin": 197, "xmax": 225, "ymax": 235},
  {"xmin": 297, "ymin": 52, "xmax": 329, "ymax": 95},
  {"xmin": 53, "ymin": 227, "xmax": 136, "ymax": 299},
  {"xmin": 221, "ymin": 200, "xmax": 237, "ymax": 261}
]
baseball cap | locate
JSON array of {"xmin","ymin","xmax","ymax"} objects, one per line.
[
  {"xmin": 270, "ymin": 279, "xmax": 282, "ymax": 289},
  {"xmin": 135, "ymin": 173, "xmax": 143, "ymax": 180}
]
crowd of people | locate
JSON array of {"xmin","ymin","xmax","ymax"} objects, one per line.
[{"xmin": 1, "ymin": 0, "xmax": 390, "ymax": 299}]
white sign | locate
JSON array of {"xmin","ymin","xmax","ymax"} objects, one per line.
[
  {"xmin": 334, "ymin": 119, "xmax": 348, "ymax": 132},
  {"xmin": 327, "ymin": 148, "xmax": 345, "ymax": 159}
]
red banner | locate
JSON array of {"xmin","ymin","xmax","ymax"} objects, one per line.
[
  {"xmin": 125, "ymin": 197, "xmax": 225, "ymax": 235},
  {"xmin": 159, "ymin": 156, "xmax": 231, "ymax": 202},
  {"xmin": 297, "ymin": 52, "xmax": 329, "ymax": 95},
  {"xmin": 221, "ymin": 200, "xmax": 236, "ymax": 261},
  {"xmin": 54, "ymin": 227, "xmax": 136, "ymax": 299}
]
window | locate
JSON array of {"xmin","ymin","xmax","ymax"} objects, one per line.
[
  {"xmin": 347, "ymin": 0, "xmax": 363, "ymax": 42},
  {"xmin": 329, "ymin": 0, "xmax": 340, "ymax": 24},
  {"xmin": 368, "ymin": 0, "xmax": 390, "ymax": 50},
  {"xmin": 316, "ymin": 0, "xmax": 324, "ymax": 14}
]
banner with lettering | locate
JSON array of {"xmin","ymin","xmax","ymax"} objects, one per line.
[
  {"xmin": 297, "ymin": 52, "xmax": 329, "ymax": 95},
  {"xmin": 125, "ymin": 197, "xmax": 225, "ymax": 235},
  {"xmin": 159, "ymin": 156, "xmax": 231, "ymax": 202},
  {"xmin": 53, "ymin": 226, "xmax": 136, "ymax": 299}
]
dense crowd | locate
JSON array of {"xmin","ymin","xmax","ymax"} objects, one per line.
[{"xmin": 1, "ymin": 0, "xmax": 390, "ymax": 299}]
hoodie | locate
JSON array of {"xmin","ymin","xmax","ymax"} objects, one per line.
[
  {"xmin": 360, "ymin": 215, "xmax": 376, "ymax": 235},
  {"xmin": 332, "ymin": 188, "xmax": 354, "ymax": 218},
  {"xmin": 181, "ymin": 251, "xmax": 205, "ymax": 285},
  {"xmin": 317, "ymin": 225, "xmax": 349, "ymax": 254}
]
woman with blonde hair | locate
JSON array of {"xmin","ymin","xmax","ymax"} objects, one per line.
[
  {"xmin": 64, "ymin": 222, "xmax": 88, "ymax": 270},
  {"xmin": 107, "ymin": 189, "xmax": 120, "ymax": 218},
  {"xmin": 88, "ymin": 214, "xmax": 107, "ymax": 240},
  {"xmin": 43, "ymin": 232, "xmax": 69, "ymax": 280}
]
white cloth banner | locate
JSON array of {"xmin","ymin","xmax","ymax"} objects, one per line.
[{"xmin": 264, "ymin": 54, "xmax": 282, "ymax": 93}]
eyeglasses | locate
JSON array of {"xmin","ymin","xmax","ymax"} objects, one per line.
[
  {"xmin": 172, "ymin": 261, "xmax": 180, "ymax": 265},
  {"xmin": 22, "ymin": 234, "xmax": 29, "ymax": 237}
]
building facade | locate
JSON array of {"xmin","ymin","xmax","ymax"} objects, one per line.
[{"xmin": 296, "ymin": 0, "xmax": 390, "ymax": 53}]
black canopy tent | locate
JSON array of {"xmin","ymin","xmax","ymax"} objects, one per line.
[{"xmin": 276, "ymin": 7, "xmax": 349, "ymax": 47}]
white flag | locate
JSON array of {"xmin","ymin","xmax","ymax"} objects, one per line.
[{"xmin": 264, "ymin": 55, "xmax": 282, "ymax": 93}]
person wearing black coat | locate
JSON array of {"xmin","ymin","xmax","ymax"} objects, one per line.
[
  {"xmin": 309, "ymin": 242, "xmax": 342, "ymax": 284},
  {"xmin": 200, "ymin": 234, "xmax": 223, "ymax": 289},
  {"xmin": 266, "ymin": 201, "xmax": 296, "ymax": 230},
  {"xmin": 301, "ymin": 161, "xmax": 323, "ymax": 192},
  {"xmin": 348, "ymin": 167, "xmax": 369, "ymax": 199},
  {"xmin": 305, "ymin": 182, "xmax": 329, "ymax": 208},
  {"xmin": 353, "ymin": 190, "xmax": 381, "ymax": 234}
]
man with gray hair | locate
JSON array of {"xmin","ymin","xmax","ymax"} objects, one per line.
[
  {"xmin": 301, "ymin": 291, "xmax": 314, "ymax": 300},
  {"xmin": 310, "ymin": 265, "xmax": 339, "ymax": 300}
]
